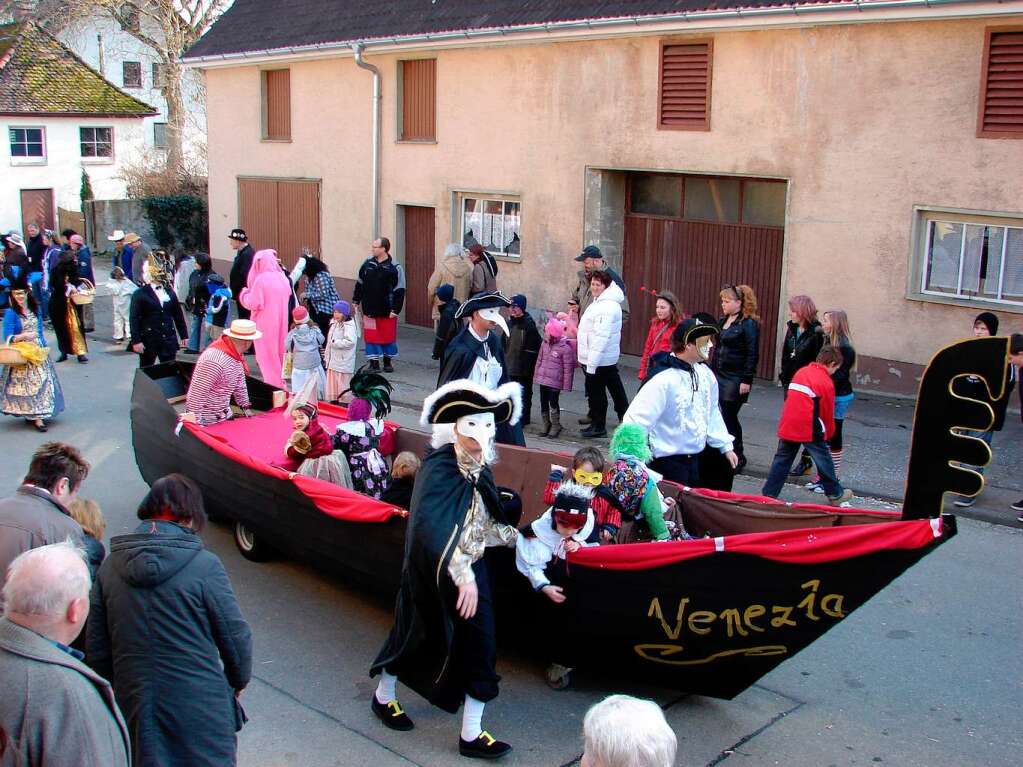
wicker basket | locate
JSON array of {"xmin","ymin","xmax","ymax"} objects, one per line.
[
  {"xmin": 0, "ymin": 344, "xmax": 27, "ymax": 366},
  {"xmin": 70, "ymin": 278, "xmax": 96, "ymax": 305}
]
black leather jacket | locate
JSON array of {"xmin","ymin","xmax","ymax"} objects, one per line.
[
  {"xmin": 780, "ymin": 321, "xmax": 824, "ymax": 387},
  {"xmin": 712, "ymin": 316, "xmax": 760, "ymax": 385}
]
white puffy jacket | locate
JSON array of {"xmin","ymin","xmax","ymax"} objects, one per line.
[{"xmin": 576, "ymin": 281, "xmax": 625, "ymax": 373}]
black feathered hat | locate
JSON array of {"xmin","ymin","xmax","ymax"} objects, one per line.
[
  {"xmin": 671, "ymin": 317, "xmax": 720, "ymax": 348},
  {"xmin": 421, "ymin": 380, "xmax": 522, "ymax": 426},
  {"xmin": 454, "ymin": 291, "xmax": 512, "ymax": 320}
]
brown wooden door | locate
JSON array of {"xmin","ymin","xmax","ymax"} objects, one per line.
[
  {"xmin": 20, "ymin": 189, "xmax": 55, "ymax": 233},
  {"xmin": 237, "ymin": 178, "xmax": 319, "ymax": 270},
  {"xmin": 402, "ymin": 205, "xmax": 435, "ymax": 327},
  {"xmin": 622, "ymin": 216, "xmax": 783, "ymax": 379}
]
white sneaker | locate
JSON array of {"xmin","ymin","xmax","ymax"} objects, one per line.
[
  {"xmin": 953, "ymin": 497, "xmax": 976, "ymax": 508},
  {"xmin": 804, "ymin": 481, "xmax": 822, "ymax": 492}
]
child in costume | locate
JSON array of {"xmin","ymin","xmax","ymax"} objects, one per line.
[
  {"xmin": 333, "ymin": 367, "xmax": 394, "ymax": 498},
  {"xmin": 431, "ymin": 283, "xmax": 461, "ymax": 362},
  {"xmin": 605, "ymin": 423, "xmax": 678, "ymax": 542},
  {"xmin": 380, "ymin": 451, "xmax": 421, "ymax": 509},
  {"xmin": 545, "ymin": 446, "xmax": 621, "ymax": 543},
  {"xmin": 204, "ymin": 273, "xmax": 231, "ymax": 343},
  {"xmin": 105, "ymin": 266, "xmax": 137, "ymax": 343},
  {"xmin": 533, "ymin": 317, "xmax": 576, "ymax": 438},
  {"xmin": 278, "ymin": 379, "xmax": 353, "ymax": 487},
  {"xmin": 285, "ymin": 305, "xmax": 326, "ymax": 396},
  {"xmin": 324, "ymin": 300, "xmax": 358, "ymax": 403}
]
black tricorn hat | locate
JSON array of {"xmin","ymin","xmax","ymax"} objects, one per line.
[
  {"xmin": 454, "ymin": 290, "xmax": 512, "ymax": 320},
  {"xmin": 421, "ymin": 380, "xmax": 523, "ymax": 426},
  {"xmin": 672, "ymin": 317, "xmax": 720, "ymax": 348}
]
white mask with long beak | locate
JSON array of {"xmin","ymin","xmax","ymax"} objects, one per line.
[
  {"xmin": 478, "ymin": 306, "xmax": 509, "ymax": 336},
  {"xmin": 455, "ymin": 412, "xmax": 497, "ymax": 464}
]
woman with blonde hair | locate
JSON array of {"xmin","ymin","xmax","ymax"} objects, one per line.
[
  {"xmin": 806, "ymin": 309, "xmax": 856, "ymax": 491},
  {"xmin": 710, "ymin": 284, "xmax": 760, "ymax": 470}
]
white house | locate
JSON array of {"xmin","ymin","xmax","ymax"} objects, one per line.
[
  {"xmin": 0, "ymin": 21, "xmax": 156, "ymax": 234},
  {"xmin": 57, "ymin": 9, "xmax": 207, "ymax": 163}
]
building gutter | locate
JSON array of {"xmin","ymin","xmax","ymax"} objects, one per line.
[
  {"xmin": 352, "ymin": 43, "xmax": 381, "ymax": 239},
  {"xmin": 181, "ymin": 0, "xmax": 1014, "ymax": 67}
]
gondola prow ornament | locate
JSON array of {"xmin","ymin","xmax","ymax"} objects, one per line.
[
  {"xmin": 902, "ymin": 336, "xmax": 1011, "ymax": 519},
  {"xmin": 370, "ymin": 379, "xmax": 522, "ymax": 760}
]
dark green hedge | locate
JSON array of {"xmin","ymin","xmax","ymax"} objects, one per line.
[{"xmin": 141, "ymin": 195, "xmax": 209, "ymax": 251}]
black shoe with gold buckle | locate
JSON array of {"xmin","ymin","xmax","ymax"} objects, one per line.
[
  {"xmin": 371, "ymin": 696, "xmax": 414, "ymax": 731},
  {"xmin": 459, "ymin": 731, "xmax": 512, "ymax": 759}
]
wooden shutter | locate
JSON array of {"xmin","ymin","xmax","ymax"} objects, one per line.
[
  {"xmin": 401, "ymin": 59, "xmax": 436, "ymax": 141},
  {"xmin": 263, "ymin": 69, "xmax": 291, "ymax": 140},
  {"xmin": 658, "ymin": 41, "xmax": 712, "ymax": 131},
  {"xmin": 977, "ymin": 28, "xmax": 1023, "ymax": 138}
]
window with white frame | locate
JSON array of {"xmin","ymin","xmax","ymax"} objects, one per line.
[
  {"xmin": 460, "ymin": 196, "xmax": 521, "ymax": 258},
  {"xmin": 920, "ymin": 215, "xmax": 1023, "ymax": 307},
  {"xmin": 80, "ymin": 127, "xmax": 113, "ymax": 159},
  {"xmin": 153, "ymin": 122, "xmax": 167, "ymax": 149},
  {"xmin": 9, "ymin": 127, "xmax": 45, "ymax": 161}
]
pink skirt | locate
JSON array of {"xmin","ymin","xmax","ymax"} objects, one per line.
[{"xmin": 326, "ymin": 370, "xmax": 351, "ymax": 403}]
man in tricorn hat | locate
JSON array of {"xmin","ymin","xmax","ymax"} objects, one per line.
[
  {"xmin": 370, "ymin": 380, "xmax": 521, "ymax": 760},
  {"xmin": 624, "ymin": 318, "xmax": 738, "ymax": 486},
  {"xmin": 439, "ymin": 290, "xmax": 525, "ymax": 446}
]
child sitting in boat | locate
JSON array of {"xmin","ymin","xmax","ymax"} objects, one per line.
[
  {"xmin": 380, "ymin": 451, "xmax": 421, "ymax": 509},
  {"xmin": 546, "ymin": 446, "xmax": 622, "ymax": 543},
  {"xmin": 277, "ymin": 379, "xmax": 353, "ymax": 487},
  {"xmin": 605, "ymin": 424, "xmax": 689, "ymax": 543},
  {"xmin": 516, "ymin": 481, "xmax": 598, "ymax": 691},
  {"xmin": 333, "ymin": 367, "xmax": 394, "ymax": 499}
]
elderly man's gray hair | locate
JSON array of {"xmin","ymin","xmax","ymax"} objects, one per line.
[
  {"xmin": 583, "ymin": 694, "xmax": 677, "ymax": 767},
  {"xmin": 444, "ymin": 243, "xmax": 464, "ymax": 259},
  {"xmin": 2, "ymin": 540, "xmax": 90, "ymax": 618}
]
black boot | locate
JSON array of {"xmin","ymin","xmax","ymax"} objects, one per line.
[
  {"xmin": 789, "ymin": 453, "xmax": 813, "ymax": 477},
  {"xmin": 368, "ymin": 359, "xmax": 381, "ymax": 372},
  {"xmin": 549, "ymin": 409, "xmax": 562, "ymax": 439},
  {"xmin": 383, "ymin": 356, "xmax": 394, "ymax": 373},
  {"xmin": 581, "ymin": 423, "xmax": 607, "ymax": 439}
]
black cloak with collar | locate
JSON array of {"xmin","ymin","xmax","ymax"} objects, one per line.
[
  {"xmin": 370, "ymin": 443, "xmax": 512, "ymax": 713},
  {"xmin": 437, "ymin": 327, "xmax": 525, "ymax": 446}
]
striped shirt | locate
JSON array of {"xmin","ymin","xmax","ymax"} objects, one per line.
[{"xmin": 186, "ymin": 347, "xmax": 251, "ymax": 425}]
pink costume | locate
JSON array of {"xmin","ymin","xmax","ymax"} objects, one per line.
[{"xmin": 239, "ymin": 249, "xmax": 291, "ymax": 388}]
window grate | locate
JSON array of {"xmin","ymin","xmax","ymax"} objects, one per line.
[
  {"xmin": 978, "ymin": 28, "xmax": 1023, "ymax": 138},
  {"xmin": 658, "ymin": 41, "xmax": 712, "ymax": 131}
]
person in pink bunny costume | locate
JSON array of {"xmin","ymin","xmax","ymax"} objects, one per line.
[{"xmin": 239, "ymin": 249, "xmax": 292, "ymax": 388}]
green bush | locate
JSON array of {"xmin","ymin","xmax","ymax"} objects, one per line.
[{"xmin": 141, "ymin": 195, "xmax": 209, "ymax": 251}]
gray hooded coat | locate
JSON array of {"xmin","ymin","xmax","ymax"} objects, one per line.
[{"xmin": 88, "ymin": 520, "xmax": 252, "ymax": 767}]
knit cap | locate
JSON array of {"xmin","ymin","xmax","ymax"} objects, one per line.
[
  {"xmin": 974, "ymin": 311, "xmax": 998, "ymax": 336},
  {"xmin": 545, "ymin": 318, "xmax": 564, "ymax": 338},
  {"xmin": 292, "ymin": 306, "xmax": 309, "ymax": 323},
  {"xmin": 436, "ymin": 284, "xmax": 454, "ymax": 303},
  {"xmin": 511, "ymin": 294, "xmax": 527, "ymax": 311},
  {"xmin": 333, "ymin": 300, "xmax": 351, "ymax": 316}
]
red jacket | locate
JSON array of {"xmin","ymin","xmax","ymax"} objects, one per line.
[
  {"xmin": 778, "ymin": 362, "xmax": 836, "ymax": 443},
  {"xmin": 638, "ymin": 318, "xmax": 679, "ymax": 380}
]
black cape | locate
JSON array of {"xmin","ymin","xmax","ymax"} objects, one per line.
[
  {"xmin": 438, "ymin": 327, "xmax": 526, "ymax": 446},
  {"xmin": 371, "ymin": 444, "xmax": 512, "ymax": 713}
]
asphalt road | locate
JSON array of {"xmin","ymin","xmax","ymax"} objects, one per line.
[{"xmin": 2, "ymin": 297, "xmax": 1020, "ymax": 766}]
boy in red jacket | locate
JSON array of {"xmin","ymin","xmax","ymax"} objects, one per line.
[{"xmin": 762, "ymin": 346, "xmax": 853, "ymax": 505}]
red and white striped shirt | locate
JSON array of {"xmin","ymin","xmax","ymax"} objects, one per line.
[{"xmin": 186, "ymin": 347, "xmax": 251, "ymax": 425}]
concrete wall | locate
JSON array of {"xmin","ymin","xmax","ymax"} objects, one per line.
[
  {"xmin": 84, "ymin": 199, "xmax": 155, "ymax": 253},
  {"xmin": 202, "ymin": 17, "xmax": 1023, "ymax": 392},
  {"xmin": 2, "ymin": 116, "xmax": 147, "ymax": 233}
]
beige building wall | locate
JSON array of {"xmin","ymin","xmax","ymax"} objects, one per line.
[{"xmin": 204, "ymin": 17, "xmax": 1023, "ymax": 393}]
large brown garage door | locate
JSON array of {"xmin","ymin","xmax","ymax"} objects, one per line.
[
  {"xmin": 621, "ymin": 173, "xmax": 785, "ymax": 379},
  {"xmin": 238, "ymin": 178, "xmax": 320, "ymax": 270}
]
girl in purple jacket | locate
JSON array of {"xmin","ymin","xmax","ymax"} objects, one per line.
[{"xmin": 533, "ymin": 317, "xmax": 576, "ymax": 438}]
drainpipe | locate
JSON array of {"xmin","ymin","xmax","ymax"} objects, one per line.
[{"xmin": 352, "ymin": 43, "xmax": 381, "ymax": 239}]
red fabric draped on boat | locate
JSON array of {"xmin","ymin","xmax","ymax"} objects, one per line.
[
  {"xmin": 568, "ymin": 517, "xmax": 943, "ymax": 570},
  {"xmin": 181, "ymin": 403, "xmax": 403, "ymax": 523}
]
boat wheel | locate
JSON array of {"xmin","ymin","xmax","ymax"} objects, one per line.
[{"xmin": 234, "ymin": 521, "xmax": 273, "ymax": 562}]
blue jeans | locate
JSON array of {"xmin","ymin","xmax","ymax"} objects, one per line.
[
  {"xmin": 763, "ymin": 438, "xmax": 843, "ymax": 498},
  {"xmin": 187, "ymin": 314, "xmax": 204, "ymax": 352}
]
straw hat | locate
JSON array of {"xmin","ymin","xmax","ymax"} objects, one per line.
[
  {"xmin": 223, "ymin": 319, "xmax": 263, "ymax": 341},
  {"xmin": 123, "ymin": 232, "xmax": 141, "ymax": 245}
]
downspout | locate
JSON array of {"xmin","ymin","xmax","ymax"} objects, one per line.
[{"xmin": 352, "ymin": 43, "xmax": 381, "ymax": 239}]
